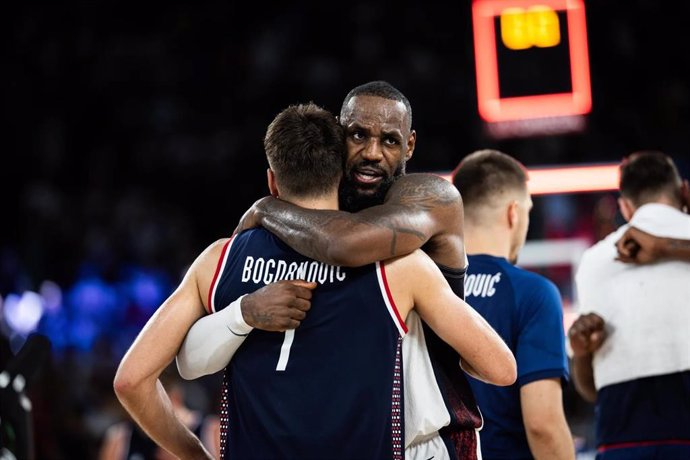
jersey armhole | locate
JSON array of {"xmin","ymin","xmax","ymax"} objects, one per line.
[
  {"xmin": 207, "ymin": 235, "xmax": 236, "ymax": 314},
  {"xmin": 437, "ymin": 262, "xmax": 467, "ymax": 300},
  {"xmin": 375, "ymin": 261, "xmax": 409, "ymax": 336}
]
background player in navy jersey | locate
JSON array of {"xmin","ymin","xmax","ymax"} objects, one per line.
[
  {"xmin": 452, "ymin": 150, "xmax": 574, "ymax": 460},
  {"xmin": 570, "ymin": 151, "xmax": 690, "ymax": 460},
  {"xmin": 178, "ymin": 81, "xmax": 494, "ymax": 458},
  {"xmin": 115, "ymin": 101, "xmax": 515, "ymax": 459}
]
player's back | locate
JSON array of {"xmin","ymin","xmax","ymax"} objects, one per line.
[
  {"xmin": 576, "ymin": 214, "xmax": 690, "ymax": 450},
  {"xmin": 464, "ymin": 254, "xmax": 568, "ymax": 459},
  {"xmin": 211, "ymin": 228, "xmax": 407, "ymax": 460}
]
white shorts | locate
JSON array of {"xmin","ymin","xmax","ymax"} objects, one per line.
[
  {"xmin": 406, "ymin": 432, "xmax": 450, "ymax": 460},
  {"xmin": 405, "ymin": 431, "xmax": 483, "ymax": 460}
]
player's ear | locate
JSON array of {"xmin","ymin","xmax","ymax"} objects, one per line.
[
  {"xmin": 405, "ymin": 130, "xmax": 416, "ymax": 161},
  {"xmin": 617, "ymin": 196, "xmax": 634, "ymax": 222},
  {"xmin": 680, "ymin": 178, "xmax": 689, "ymax": 213},
  {"xmin": 267, "ymin": 168, "xmax": 279, "ymax": 198},
  {"xmin": 507, "ymin": 200, "xmax": 519, "ymax": 229}
]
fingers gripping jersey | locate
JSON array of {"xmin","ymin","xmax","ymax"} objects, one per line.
[{"xmin": 211, "ymin": 229, "xmax": 408, "ymax": 460}]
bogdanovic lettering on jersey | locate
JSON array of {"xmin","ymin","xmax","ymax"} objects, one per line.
[
  {"xmin": 241, "ymin": 256, "xmax": 347, "ymax": 285},
  {"xmin": 465, "ymin": 272, "xmax": 502, "ymax": 298}
]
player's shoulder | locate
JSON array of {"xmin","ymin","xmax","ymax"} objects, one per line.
[
  {"xmin": 506, "ymin": 263, "xmax": 549, "ymax": 287},
  {"xmin": 387, "ymin": 173, "xmax": 461, "ymax": 205},
  {"xmin": 510, "ymin": 263, "xmax": 549, "ymax": 283},
  {"xmin": 395, "ymin": 172, "xmax": 459, "ymax": 196},
  {"xmin": 234, "ymin": 226, "xmax": 268, "ymax": 240},
  {"xmin": 191, "ymin": 236, "xmax": 235, "ymax": 301},
  {"xmin": 384, "ymin": 248, "xmax": 438, "ymax": 277},
  {"xmin": 195, "ymin": 237, "xmax": 233, "ymax": 270},
  {"xmin": 577, "ymin": 226, "xmax": 627, "ymax": 274},
  {"xmin": 229, "ymin": 227, "xmax": 278, "ymax": 248},
  {"xmin": 510, "ymin": 265, "xmax": 561, "ymax": 304}
]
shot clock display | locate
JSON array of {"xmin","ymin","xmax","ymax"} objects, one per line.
[{"xmin": 472, "ymin": 0, "xmax": 592, "ymax": 124}]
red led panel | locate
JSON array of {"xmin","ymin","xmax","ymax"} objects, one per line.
[
  {"xmin": 472, "ymin": 0, "xmax": 592, "ymax": 122},
  {"xmin": 439, "ymin": 163, "xmax": 619, "ymax": 195}
]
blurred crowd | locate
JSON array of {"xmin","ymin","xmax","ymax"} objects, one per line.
[{"xmin": 3, "ymin": 1, "xmax": 690, "ymax": 458}]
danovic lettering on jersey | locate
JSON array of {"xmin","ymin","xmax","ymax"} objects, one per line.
[
  {"xmin": 465, "ymin": 272, "xmax": 502, "ymax": 298},
  {"xmin": 241, "ymin": 256, "xmax": 347, "ymax": 285}
]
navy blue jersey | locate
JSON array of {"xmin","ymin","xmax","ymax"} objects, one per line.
[
  {"xmin": 464, "ymin": 254, "xmax": 569, "ymax": 460},
  {"xmin": 210, "ymin": 229, "xmax": 407, "ymax": 460}
]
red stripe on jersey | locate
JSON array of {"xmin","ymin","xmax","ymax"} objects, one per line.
[
  {"xmin": 207, "ymin": 238, "xmax": 233, "ymax": 314},
  {"xmin": 598, "ymin": 439, "xmax": 690, "ymax": 452},
  {"xmin": 379, "ymin": 261, "xmax": 408, "ymax": 334}
]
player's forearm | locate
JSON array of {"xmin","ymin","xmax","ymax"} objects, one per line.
[
  {"xmin": 454, "ymin": 308, "xmax": 516, "ymax": 386},
  {"xmin": 526, "ymin": 421, "xmax": 575, "ymax": 460},
  {"xmin": 458, "ymin": 357, "xmax": 484, "ymax": 382},
  {"xmin": 661, "ymin": 237, "xmax": 690, "ymax": 262},
  {"xmin": 418, "ymin": 292, "xmax": 516, "ymax": 386},
  {"xmin": 469, "ymin": 334, "xmax": 516, "ymax": 386},
  {"xmin": 114, "ymin": 377, "xmax": 212, "ymax": 459},
  {"xmin": 522, "ymin": 380, "xmax": 575, "ymax": 460},
  {"xmin": 176, "ymin": 296, "xmax": 251, "ymax": 380},
  {"xmin": 571, "ymin": 354, "xmax": 597, "ymax": 402},
  {"xmin": 257, "ymin": 198, "xmax": 352, "ymax": 264},
  {"xmin": 258, "ymin": 198, "xmax": 424, "ymax": 267},
  {"xmin": 453, "ymin": 328, "xmax": 516, "ymax": 386}
]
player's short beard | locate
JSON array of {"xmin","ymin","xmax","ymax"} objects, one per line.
[{"xmin": 339, "ymin": 162, "xmax": 405, "ymax": 212}]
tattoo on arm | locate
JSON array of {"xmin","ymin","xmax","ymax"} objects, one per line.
[
  {"xmin": 258, "ymin": 173, "xmax": 460, "ymax": 264},
  {"xmin": 668, "ymin": 238, "xmax": 690, "ymax": 250},
  {"xmin": 378, "ymin": 174, "xmax": 460, "ymax": 256},
  {"xmin": 251, "ymin": 311, "xmax": 275, "ymax": 329},
  {"xmin": 392, "ymin": 176, "xmax": 458, "ymax": 210}
]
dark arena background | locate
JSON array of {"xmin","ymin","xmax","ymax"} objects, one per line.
[{"xmin": 2, "ymin": 1, "xmax": 689, "ymax": 458}]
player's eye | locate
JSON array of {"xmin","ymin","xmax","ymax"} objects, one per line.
[{"xmin": 351, "ymin": 131, "xmax": 365, "ymax": 141}]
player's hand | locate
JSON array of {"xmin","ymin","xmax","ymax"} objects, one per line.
[
  {"xmin": 240, "ymin": 280, "xmax": 317, "ymax": 331},
  {"xmin": 615, "ymin": 226, "xmax": 667, "ymax": 264},
  {"xmin": 568, "ymin": 313, "xmax": 607, "ymax": 358}
]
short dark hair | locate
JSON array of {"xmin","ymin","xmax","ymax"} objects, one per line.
[
  {"xmin": 619, "ymin": 150, "xmax": 682, "ymax": 206},
  {"xmin": 264, "ymin": 102, "xmax": 345, "ymax": 197},
  {"xmin": 340, "ymin": 80, "xmax": 412, "ymax": 128},
  {"xmin": 452, "ymin": 149, "xmax": 528, "ymax": 210}
]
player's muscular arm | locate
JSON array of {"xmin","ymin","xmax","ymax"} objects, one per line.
[
  {"xmin": 616, "ymin": 226, "xmax": 690, "ymax": 264},
  {"xmin": 244, "ymin": 174, "xmax": 464, "ymax": 268},
  {"xmin": 176, "ymin": 279, "xmax": 316, "ymax": 380},
  {"xmin": 567, "ymin": 313, "xmax": 606, "ymax": 402},
  {"xmin": 386, "ymin": 250, "xmax": 516, "ymax": 386},
  {"xmin": 521, "ymin": 379, "xmax": 575, "ymax": 460},
  {"xmin": 113, "ymin": 241, "xmax": 223, "ymax": 460}
]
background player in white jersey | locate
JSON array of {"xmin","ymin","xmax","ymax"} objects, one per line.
[
  {"xmin": 614, "ymin": 169, "xmax": 689, "ymax": 264},
  {"xmin": 570, "ymin": 151, "xmax": 690, "ymax": 459}
]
